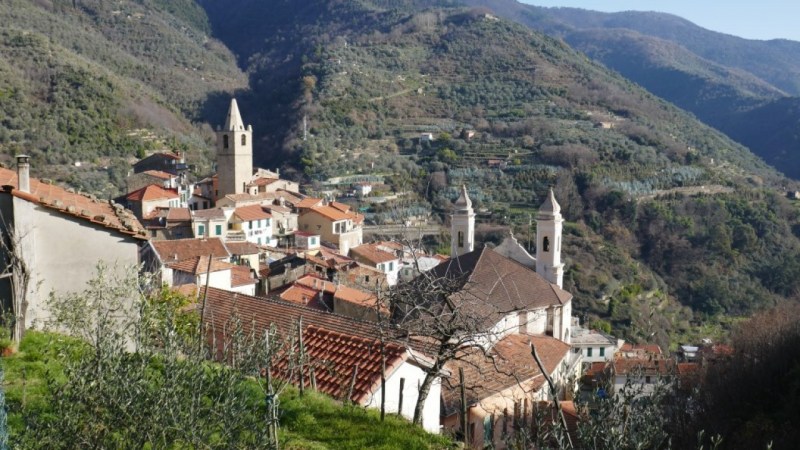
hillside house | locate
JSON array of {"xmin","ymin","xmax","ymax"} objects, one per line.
[
  {"xmin": 0, "ymin": 156, "xmax": 147, "ymax": 331},
  {"xmin": 132, "ymin": 151, "xmax": 184, "ymax": 175},
  {"xmin": 349, "ymin": 243, "xmax": 401, "ymax": 286},
  {"xmin": 571, "ymin": 323, "xmax": 624, "ymax": 365},
  {"xmin": 140, "ymin": 237, "xmax": 230, "ymax": 287},
  {"xmin": 229, "ymin": 205, "xmax": 274, "ymax": 246},
  {"xmin": 298, "ymin": 202, "xmax": 364, "ymax": 255},
  {"xmin": 125, "ymin": 185, "xmax": 181, "ymax": 220},
  {"xmin": 191, "ymin": 208, "xmax": 232, "ymax": 240},
  {"xmin": 142, "ymin": 207, "xmax": 193, "ymax": 240}
]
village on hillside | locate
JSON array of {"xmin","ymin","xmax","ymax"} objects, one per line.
[{"xmin": 0, "ymin": 99, "xmax": 731, "ymax": 447}]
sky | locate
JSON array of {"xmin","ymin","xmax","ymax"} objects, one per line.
[{"xmin": 520, "ymin": 1, "xmax": 800, "ymax": 42}]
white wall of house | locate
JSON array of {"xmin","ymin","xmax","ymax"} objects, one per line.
[
  {"xmin": 173, "ymin": 269, "xmax": 232, "ymax": 291},
  {"xmin": 229, "ymin": 283, "xmax": 256, "ymax": 296},
  {"xmin": 376, "ymin": 258, "xmax": 401, "ymax": 286},
  {"xmin": 575, "ymin": 344, "xmax": 615, "ymax": 363},
  {"xmin": 234, "ymin": 217, "xmax": 274, "ymax": 246},
  {"xmin": 2, "ymin": 197, "xmax": 142, "ymax": 328},
  {"xmin": 193, "ymin": 218, "xmax": 228, "ymax": 239},
  {"xmin": 523, "ymin": 308, "xmax": 548, "ymax": 335},
  {"xmin": 366, "ymin": 360, "xmax": 442, "ymax": 433}
]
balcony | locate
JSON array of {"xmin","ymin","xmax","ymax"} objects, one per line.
[{"xmin": 225, "ymin": 230, "xmax": 246, "ymax": 242}]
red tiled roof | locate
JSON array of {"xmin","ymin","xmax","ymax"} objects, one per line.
[
  {"xmin": 441, "ymin": 334, "xmax": 570, "ymax": 416},
  {"xmin": 200, "ymin": 287, "xmax": 416, "ymax": 403},
  {"xmin": 166, "ymin": 207, "xmax": 191, "ymax": 221},
  {"xmin": 275, "ymin": 325, "xmax": 408, "ymax": 404},
  {"xmin": 167, "ymin": 255, "xmax": 235, "ymax": 274},
  {"xmin": 0, "ymin": 167, "xmax": 146, "ymax": 238},
  {"xmin": 141, "ymin": 170, "xmax": 175, "ymax": 180},
  {"xmin": 330, "ymin": 201, "xmax": 351, "ymax": 213},
  {"xmin": 231, "ymin": 265, "xmax": 257, "ymax": 287},
  {"xmin": 126, "ymin": 184, "xmax": 179, "ymax": 202},
  {"xmin": 350, "ymin": 244, "xmax": 398, "ymax": 265},
  {"xmin": 294, "ymin": 198, "xmax": 324, "ymax": 209},
  {"xmin": 249, "ymin": 177, "xmax": 280, "ymax": 187},
  {"xmin": 225, "ymin": 241, "xmax": 260, "ymax": 255},
  {"xmin": 279, "ymin": 284, "xmax": 322, "ymax": 307},
  {"xmin": 234, "ymin": 204, "xmax": 271, "ymax": 221},
  {"xmin": 152, "ymin": 237, "xmax": 230, "ymax": 263},
  {"xmin": 333, "ymin": 285, "xmax": 378, "ymax": 308},
  {"xmin": 613, "ymin": 356, "xmax": 674, "ymax": 376}
]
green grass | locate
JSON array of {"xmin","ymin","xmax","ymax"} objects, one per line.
[{"xmin": 1, "ymin": 331, "xmax": 451, "ymax": 449}]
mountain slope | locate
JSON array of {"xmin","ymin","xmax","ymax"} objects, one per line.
[
  {"xmin": 458, "ymin": 0, "xmax": 800, "ymax": 178},
  {"xmin": 0, "ymin": 0, "xmax": 246, "ymax": 195}
]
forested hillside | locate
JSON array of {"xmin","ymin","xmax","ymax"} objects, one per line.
[
  {"xmin": 198, "ymin": 0, "xmax": 800, "ymax": 347},
  {"xmin": 0, "ymin": 0, "xmax": 246, "ymax": 196},
  {"xmin": 460, "ymin": 0, "xmax": 800, "ymax": 178}
]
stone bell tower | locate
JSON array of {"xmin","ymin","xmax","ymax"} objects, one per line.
[{"xmin": 216, "ymin": 98, "xmax": 253, "ymax": 198}]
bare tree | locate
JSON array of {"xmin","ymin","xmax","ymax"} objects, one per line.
[
  {"xmin": 388, "ymin": 262, "xmax": 514, "ymax": 427},
  {"xmin": 0, "ymin": 219, "xmax": 32, "ymax": 344}
]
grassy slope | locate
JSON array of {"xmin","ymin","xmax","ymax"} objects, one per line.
[{"xmin": 1, "ymin": 331, "xmax": 450, "ymax": 449}]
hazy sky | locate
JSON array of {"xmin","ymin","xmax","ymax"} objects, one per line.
[{"xmin": 520, "ymin": 1, "xmax": 800, "ymax": 42}]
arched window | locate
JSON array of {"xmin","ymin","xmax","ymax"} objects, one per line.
[
  {"xmin": 241, "ymin": 134, "xmax": 247, "ymax": 146},
  {"xmin": 223, "ymin": 135, "xmax": 229, "ymax": 149},
  {"xmin": 543, "ymin": 236, "xmax": 550, "ymax": 252}
]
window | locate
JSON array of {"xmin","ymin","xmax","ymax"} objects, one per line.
[
  {"xmin": 198, "ymin": 225, "xmax": 205, "ymax": 237},
  {"xmin": 457, "ymin": 231, "xmax": 464, "ymax": 248},
  {"xmin": 215, "ymin": 224, "xmax": 222, "ymax": 236},
  {"xmin": 586, "ymin": 347, "xmax": 593, "ymax": 357},
  {"xmin": 257, "ymin": 238, "xmax": 261, "ymax": 245},
  {"xmin": 599, "ymin": 347, "xmax": 605, "ymax": 357},
  {"xmin": 310, "ymin": 237, "xmax": 316, "ymax": 245},
  {"xmin": 249, "ymin": 220, "xmax": 254, "ymax": 230},
  {"xmin": 241, "ymin": 134, "xmax": 246, "ymax": 146},
  {"xmin": 543, "ymin": 236, "xmax": 550, "ymax": 252},
  {"xmin": 645, "ymin": 376, "xmax": 652, "ymax": 384},
  {"xmin": 223, "ymin": 135, "xmax": 229, "ymax": 149},
  {"xmin": 265, "ymin": 218, "xmax": 270, "ymax": 227},
  {"xmin": 389, "ymin": 262, "xmax": 394, "ymax": 271}
]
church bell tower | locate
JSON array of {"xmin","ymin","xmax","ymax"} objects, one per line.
[
  {"xmin": 216, "ymin": 98, "xmax": 253, "ymax": 198},
  {"xmin": 536, "ymin": 188, "xmax": 564, "ymax": 288},
  {"xmin": 451, "ymin": 185, "xmax": 475, "ymax": 257}
]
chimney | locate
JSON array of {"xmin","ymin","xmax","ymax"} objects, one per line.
[{"xmin": 17, "ymin": 155, "xmax": 30, "ymax": 193}]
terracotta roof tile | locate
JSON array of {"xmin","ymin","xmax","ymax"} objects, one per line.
[
  {"xmin": 231, "ymin": 265, "xmax": 257, "ymax": 287},
  {"xmin": 225, "ymin": 241, "xmax": 260, "ymax": 255},
  {"xmin": 234, "ymin": 204, "xmax": 272, "ymax": 221},
  {"xmin": 167, "ymin": 255, "xmax": 235, "ymax": 274},
  {"xmin": 330, "ymin": 201, "xmax": 351, "ymax": 213},
  {"xmin": 0, "ymin": 167, "xmax": 146, "ymax": 238},
  {"xmin": 441, "ymin": 334, "xmax": 570, "ymax": 416},
  {"xmin": 126, "ymin": 184, "xmax": 179, "ymax": 202},
  {"xmin": 294, "ymin": 198, "xmax": 324, "ymax": 209},
  {"xmin": 274, "ymin": 325, "xmax": 407, "ymax": 404},
  {"xmin": 249, "ymin": 177, "xmax": 280, "ymax": 187},
  {"xmin": 166, "ymin": 207, "xmax": 191, "ymax": 221},
  {"xmin": 152, "ymin": 237, "xmax": 230, "ymax": 263},
  {"xmin": 200, "ymin": 288, "xmax": 411, "ymax": 404},
  {"xmin": 279, "ymin": 284, "xmax": 321, "ymax": 306},
  {"xmin": 350, "ymin": 244, "xmax": 398, "ymax": 265},
  {"xmin": 141, "ymin": 170, "xmax": 175, "ymax": 180},
  {"xmin": 191, "ymin": 208, "xmax": 227, "ymax": 220}
]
